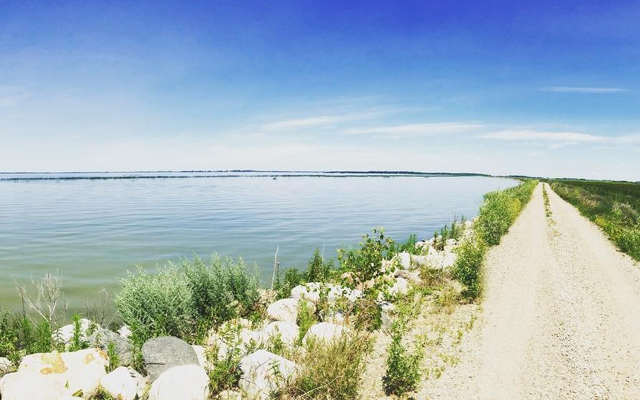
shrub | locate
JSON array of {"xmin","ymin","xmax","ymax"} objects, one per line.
[
  {"xmin": 115, "ymin": 264, "xmax": 193, "ymax": 342},
  {"xmin": 338, "ymin": 228, "xmax": 395, "ymax": 290},
  {"xmin": 452, "ymin": 236, "xmax": 486, "ymax": 300},
  {"xmin": 382, "ymin": 322, "xmax": 423, "ymax": 396},
  {"xmin": 296, "ymin": 301, "xmax": 317, "ymax": 344},
  {"xmin": 274, "ymin": 268, "xmax": 304, "ymax": 300},
  {"xmin": 183, "ymin": 255, "xmax": 261, "ymax": 328},
  {"xmin": 305, "ymin": 248, "xmax": 335, "ymax": 283},
  {"xmin": 476, "ymin": 180, "xmax": 537, "ymax": 245}
]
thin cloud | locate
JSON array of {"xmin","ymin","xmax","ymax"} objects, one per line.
[
  {"xmin": 482, "ymin": 129, "xmax": 640, "ymax": 147},
  {"xmin": 542, "ymin": 86, "xmax": 626, "ymax": 93},
  {"xmin": 344, "ymin": 122, "xmax": 483, "ymax": 136},
  {"xmin": 262, "ymin": 116, "xmax": 350, "ymax": 131}
]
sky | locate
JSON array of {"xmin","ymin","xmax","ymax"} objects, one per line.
[{"xmin": 0, "ymin": 0, "xmax": 639, "ymax": 180}]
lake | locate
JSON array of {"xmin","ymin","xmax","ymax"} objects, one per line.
[{"xmin": 0, "ymin": 172, "xmax": 517, "ymax": 311}]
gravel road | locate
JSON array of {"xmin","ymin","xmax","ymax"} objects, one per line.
[{"xmin": 427, "ymin": 183, "xmax": 640, "ymax": 399}]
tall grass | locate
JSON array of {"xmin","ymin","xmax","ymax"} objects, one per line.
[{"xmin": 551, "ymin": 180, "xmax": 640, "ymax": 261}]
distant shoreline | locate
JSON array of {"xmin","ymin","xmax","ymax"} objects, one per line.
[{"xmin": 0, "ymin": 170, "xmax": 492, "ymax": 181}]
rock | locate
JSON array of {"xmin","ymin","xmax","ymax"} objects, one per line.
[
  {"xmin": 303, "ymin": 322, "xmax": 349, "ymax": 344},
  {"xmin": 291, "ymin": 283, "xmax": 362, "ymax": 304},
  {"xmin": 262, "ymin": 321, "xmax": 299, "ymax": 345},
  {"xmin": 192, "ymin": 345, "xmax": 214, "ymax": 371},
  {"xmin": 118, "ymin": 325, "xmax": 132, "ymax": 338},
  {"xmin": 142, "ymin": 336, "xmax": 199, "ymax": 382},
  {"xmin": 291, "ymin": 282, "xmax": 322, "ymax": 303},
  {"xmin": 388, "ymin": 277, "xmax": 410, "ymax": 296},
  {"xmin": 52, "ymin": 318, "xmax": 92, "ymax": 347},
  {"xmin": 379, "ymin": 302, "xmax": 396, "ymax": 329},
  {"xmin": 395, "ymin": 252, "xmax": 431, "ymax": 270},
  {"xmin": 148, "ymin": 365, "xmax": 209, "ymax": 400},
  {"xmin": 395, "ymin": 269, "xmax": 422, "ymax": 285},
  {"xmin": 88, "ymin": 328, "xmax": 133, "ymax": 366},
  {"xmin": 0, "ymin": 357, "xmax": 12, "ymax": 374},
  {"xmin": 239, "ymin": 350, "xmax": 297, "ymax": 399},
  {"xmin": 209, "ymin": 328, "xmax": 263, "ymax": 361},
  {"xmin": 442, "ymin": 251, "xmax": 457, "ymax": 268},
  {"xmin": 0, "ymin": 371, "xmax": 67, "ymax": 400},
  {"xmin": 99, "ymin": 366, "xmax": 147, "ymax": 400},
  {"xmin": 267, "ymin": 298, "xmax": 315, "ymax": 323},
  {"xmin": 218, "ymin": 389, "xmax": 243, "ymax": 399},
  {"xmin": 12, "ymin": 348, "xmax": 108, "ymax": 398}
]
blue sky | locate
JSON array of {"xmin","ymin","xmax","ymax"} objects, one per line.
[{"xmin": 0, "ymin": 0, "xmax": 638, "ymax": 180}]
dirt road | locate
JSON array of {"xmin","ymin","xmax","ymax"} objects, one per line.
[{"xmin": 427, "ymin": 183, "xmax": 640, "ymax": 399}]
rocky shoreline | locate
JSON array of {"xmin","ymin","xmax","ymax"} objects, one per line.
[{"xmin": 0, "ymin": 221, "xmax": 470, "ymax": 400}]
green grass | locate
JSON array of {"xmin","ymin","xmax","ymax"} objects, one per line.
[{"xmin": 550, "ymin": 179, "xmax": 640, "ymax": 261}]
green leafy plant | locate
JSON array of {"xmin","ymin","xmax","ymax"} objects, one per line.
[
  {"xmin": 338, "ymin": 228, "xmax": 395, "ymax": 291},
  {"xmin": 382, "ymin": 322, "xmax": 423, "ymax": 396}
]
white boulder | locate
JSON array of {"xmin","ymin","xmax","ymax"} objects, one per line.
[
  {"xmin": 291, "ymin": 283, "xmax": 362, "ymax": 304},
  {"xmin": 52, "ymin": 318, "xmax": 92, "ymax": 347},
  {"xmin": 388, "ymin": 277, "xmax": 410, "ymax": 297},
  {"xmin": 0, "ymin": 371, "xmax": 67, "ymax": 400},
  {"xmin": 303, "ymin": 322, "xmax": 349, "ymax": 344},
  {"xmin": 267, "ymin": 298, "xmax": 315, "ymax": 323},
  {"xmin": 148, "ymin": 365, "xmax": 209, "ymax": 400},
  {"xmin": 118, "ymin": 325, "xmax": 132, "ymax": 338},
  {"xmin": 262, "ymin": 321, "xmax": 299, "ymax": 345},
  {"xmin": 4, "ymin": 348, "xmax": 109, "ymax": 398},
  {"xmin": 99, "ymin": 367, "xmax": 147, "ymax": 400},
  {"xmin": 239, "ymin": 350, "xmax": 297, "ymax": 399}
]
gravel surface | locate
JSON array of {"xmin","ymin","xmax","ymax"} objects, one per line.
[{"xmin": 427, "ymin": 183, "xmax": 640, "ymax": 399}]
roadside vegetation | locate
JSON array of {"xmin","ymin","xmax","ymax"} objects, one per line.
[
  {"xmin": 550, "ymin": 179, "xmax": 640, "ymax": 261},
  {"xmin": 0, "ymin": 179, "xmax": 538, "ymax": 399}
]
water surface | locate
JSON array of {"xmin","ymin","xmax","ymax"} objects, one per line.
[{"xmin": 0, "ymin": 172, "xmax": 517, "ymax": 310}]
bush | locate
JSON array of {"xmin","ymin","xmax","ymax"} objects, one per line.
[
  {"xmin": 476, "ymin": 180, "xmax": 537, "ymax": 245},
  {"xmin": 183, "ymin": 255, "xmax": 261, "ymax": 328},
  {"xmin": 338, "ymin": 228, "xmax": 395, "ymax": 290},
  {"xmin": 115, "ymin": 264, "xmax": 193, "ymax": 342},
  {"xmin": 305, "ymin": 248, "xmax": 335, "ymax": 283},
  {"xmin": 452, "ymin": 236, "xmax": 486, "ymax": 300},
  {"xmin": 115, "ymin": 255, "xmax": 262, "ymax": 343},
  {"xmin": 382, "ymin": 322, "xmax": 423, "ymax": 396}
]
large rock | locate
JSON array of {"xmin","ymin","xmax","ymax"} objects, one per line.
[
  {"xmin": 88, "ymin": 328, "xmax": 133, "ymax": 366},
  {"xmin": 388, "ymin": 277, "xmax": 410, "ymax": 297},
  {"xmin": 0, "ymin": 372, "xmax": 68, "ymax": 400},
  {"xmin": 261, "ymin": 321, "xmax": 299, "ymax": 345},
  {"xmin": 267, "ymin": 298, "xmax": 315, "ymax": 323},
  {"xmin": 5, "ymin": 348, "xmax": 109, "ymax": 398},
  {"xmin": 52, "ymin": 318, "xmax": 92, "ymax": 348},
  {"xmin": 142, "ymin": 336, "xmax": 199, "ymax": 382},
  {"xmin": 99, "ymin": 366, "xmax": 147, "ymax": 400},
  {"xmin": 239, "ymin": 350, "xmax": 297, "ymax": 399},
  {"xmin": 396, "ymin": 252, "xmax": 431, "ymax": 270},
  {"xmin": 303, "ymin": 322, "xmax": 349, "ymax": 344},
  {"xmin": 148, "ymin": 365, "xmax": 209, "ymax": 400}
]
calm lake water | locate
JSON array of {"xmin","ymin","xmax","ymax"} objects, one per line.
[{"xmin": 0, "ymin": 172, "xmax": 517, "ymax": 311}]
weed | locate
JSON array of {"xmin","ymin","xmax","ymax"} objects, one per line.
[{"xmin": 382, "ymin": 322, "xmax": 423, "ymax": 396}]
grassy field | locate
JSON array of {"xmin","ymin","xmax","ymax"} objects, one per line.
[{"xmin": 550, "ymin": 179, "xmax": 640, "ymax": 261}]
